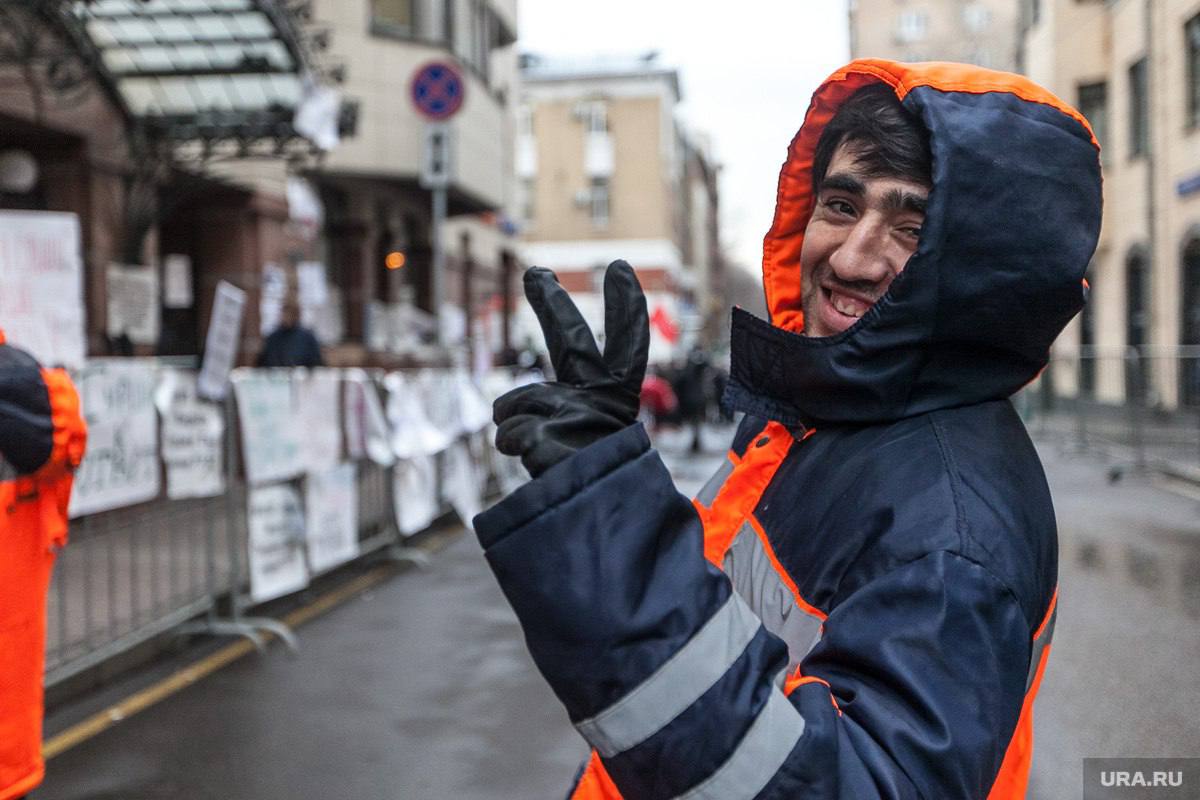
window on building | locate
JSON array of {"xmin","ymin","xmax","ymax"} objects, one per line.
[
  {"xmin": 1029, "ymin": 0, "xmax": 1041, "ymax": 26},
  {"xmin": 1188, "ymin": 13, "xmax": 1200, "ymax": 128},
  {"xmin": 962, "ymin": 4, "xmax": 991, "ymax": 32},
  {"xmin": 590, "ymin": 177, "xmax": 610, "ymax": 228},
  {"xmin": 450, "ymin": 0, "xmax": 495, "ymax": 82},
  {"xmin": 1079, "ymin": 268, "xmax": 1096, "ymax": 396},
  {"xmin": 1125, "ymin": 249, "xmax": 1149, "ymax": 401},
  {"xmin": 1077, "ymin": 81, "xmax": 1108, "ymax": 156},
  {"xmin": 896, "ymin": 10, "xmax": 929, "ymax": 43},
  {"xmin": 372, "ymin": 0, "xmax": 414, "ymax": 35},
  {"xmin": 521, "ymin": 177, "xmax": 535, "ymax": 225},
  {"xmin": 584, "ymin": 101, "xmax": 608, "ymax": 134},
  {"xmin": 1183, "ymin": 238, "xmax": 1200, "ymax": 406},
  {"xmin": 1129, "ymin": 57, "xmax": 1149, "ymax": 157}
]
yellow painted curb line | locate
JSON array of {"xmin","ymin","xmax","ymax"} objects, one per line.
[{"xmin": 43, "ymin": 557, "xmax": 415, "ymax": 759}]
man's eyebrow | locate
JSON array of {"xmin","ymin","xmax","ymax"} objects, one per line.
[
  {"xmin": 882, "ymin": 188, "xmax": 928, "ymax": 215},
  {"xmin": 818, "ymin": 173, "xmax": 866, "ymax": 196}
]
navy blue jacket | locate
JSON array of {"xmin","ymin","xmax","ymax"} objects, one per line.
[{"xmin": 476, "ymin": 60, "xmax": 1102, "ymax": 799}]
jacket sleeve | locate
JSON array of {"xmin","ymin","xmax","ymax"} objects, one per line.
[{"xmin": 474, "ymin": 424, "xmax": 1031, "ymax": 800}]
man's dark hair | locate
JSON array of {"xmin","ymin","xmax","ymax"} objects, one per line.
[{"xmin": 811, "ymin": 83, "xmax": 932, "ymax": 194}]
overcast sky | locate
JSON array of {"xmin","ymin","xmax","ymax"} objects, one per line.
[{"xmin": 515, "ymin": 0, "xmax": 851, "ymax": 276}]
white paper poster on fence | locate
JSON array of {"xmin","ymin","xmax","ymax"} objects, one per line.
[
  {"xmin": 197, "ymin": 281, "xmax": 246, "ymax": 401},
  {"xmin": 385, "ymin": 372, "xmax": 452, "ymax": 458},
  {"xmin": 454, "ymin": 369, "xmax": 492, "ymax": 434},
  {"xmin": 107, "ymin": 263, "xmax": 160, "ymax": 345},
  {"xmin": 442, "ymin": 440, "xmax": 482, "ymax": 529},
  {"xmin": 295, "ymin": 369, "xmax": 342, "ymax": 473},
  {"xmin": 155, "ymin": 369, "xmax": 225, "ymax": 499},
  {"xmin": 0, "ymin": 211, "xmax": 85, "ymax": 369},
  {"xmin": 344, "ymin": 370, "xmax": 393, "ymax": 466},
  {"xmin": 393, "ymin": 455, "xmax": 438, "ymax": 536},
  {"xmin": 247, "ymin": 483, "xmax": 309, "ymax": 603},
  {"xmin": 416, "ymin": 371, "xmax": 465, "ymax": 439},
  {"xmin": 233, "ymin": 371, "xmax": 302, "ymax": 485},
  {"xmin": 305, "ymin": 463, "xmax": 358, "ymax": 574},
  {"xmin": 69, "ymin": 359, "xmax": 160, "ymax": 518}
]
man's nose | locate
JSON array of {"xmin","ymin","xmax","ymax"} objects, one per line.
[{"xmin": 828, "ymin": 217, "xmax": 892, "ymax": 285}]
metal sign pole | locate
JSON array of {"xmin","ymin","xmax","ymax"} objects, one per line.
[
  {"xmin": 411, "ymin": 61, "xmax": 464, "ymax": 350},
  {"xmin": 432, "ymin": 183, "xmax": 446, "ymax": 345}
]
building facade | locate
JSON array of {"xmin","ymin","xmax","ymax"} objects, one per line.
[
  {"xmin": 1023, "ymin": 0, "xmax": 1200, "ymax": 409},
  {"xmin": 0, "ymin": 0, "xmax": 346, "ymax": 365},
  {"xmin": 307, "ymin": 0, "xmax": 521, "ymax": 368},
  {"xmin": 0, "ymin": 0, "xmax": 522, "ymax": 371},
  {"xmin": 516, "ymin": 53, "xmax": 723, "ymax": 365},
  {"xmin": 850, "ymin": 0, "xmax": 1020, "ymax": 70}
]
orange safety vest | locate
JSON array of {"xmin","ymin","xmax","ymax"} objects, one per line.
[{"xmin": 0, "ymin": 329, "xmax": 86, "ymax": 800}]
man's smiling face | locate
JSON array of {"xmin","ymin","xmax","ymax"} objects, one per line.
[{"xmin": 800, "ymin": 141, "xmax": 930, "ymax": 338}]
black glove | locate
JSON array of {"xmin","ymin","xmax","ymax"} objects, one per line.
[{"xmin": 494, "ymin": 260, "xmax": 649, "ymax": 478}]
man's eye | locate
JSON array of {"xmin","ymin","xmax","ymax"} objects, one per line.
[
  {"xmin": 899, "ymin": 225, "xmax": 922, "ymax": 239},
  {"xmin": 825, "ymin": 199, "xmax": 855, "ymax": 215}
]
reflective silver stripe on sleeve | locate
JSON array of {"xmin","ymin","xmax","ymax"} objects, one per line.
[
  {"xmin": 695, "ymin": 456, "xmax": 735, "ymax": 507},
  {"xmin": 1026, "ymin": 603, "xmax": 1057, "ymax": 693},
  {"xmin": 723, "ymin": 521, "xmax": 823, "ymax": 672},
  {"xmin": 575, "ymin": 592, "xmax": 762, "ymax": 758},
  {"xmin": 672, "ymin": 689, "xmax": 806, "ymax": 800}
]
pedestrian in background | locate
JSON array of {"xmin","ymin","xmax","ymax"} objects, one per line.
[
  {"xmin": 476, "ymin": 59, "xmax": 1101, "ymax": 799},
  {"xmin": 0, "ymin": 329, "xmax": 87, "ymax": 800},
  {"xmin": 256, "ymin": 296, "xmax": 324, "ymax": 368},
  {"xmin": 672, "ymin": 346, "xmax": 710, "ymax": 452}
]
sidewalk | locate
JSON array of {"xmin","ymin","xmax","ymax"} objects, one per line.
[
  {"xmin": 1023, "ymin": 399, "xmax": 1200, "ymax": 484},
  {"xmin": 37, "ymin": 425, "xmax": 735, "ymax": 800}
]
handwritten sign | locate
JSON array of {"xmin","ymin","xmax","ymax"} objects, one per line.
[
  {"xmin": 69, "ymin": 359, "xmax": 160, "ymax": 517},
  {"xmin": 296, "ymin": 369, "xmax": 342, "ymax": 473},
  {"xmin": 0, "ymin": 211, "xmax": 85, "ymax": 368},
  {"xmin": 247, "ymin": 483, "xmax": 309, "ymax": 603},
  {"xmin": 344, "ymin": 370, "xmax": 394, "ymax": 466},
  {"xmin": 163, "ymin": 254, "xmax": 193, "ymax": 309},
  {"xmin": 197, "ymin": 281, "xmax": 246, "ymax": 401},
  {"xmin": 156, "ymin": 368, "xmax": 224, "ymax": 499},
  {"xmin": 305, "ymin": 463, "xmax": 359, "ymax": 574},
  {"xmin": 107, "ymin": 263, "xmax": 159, "ymax": 345},
  {"xmin": 393, "ymin": 454, "xmax": 438, "ymax": 536},
  {"xmin": 233, "ymin": 371, "xmax": 302, "ymax": 485},
  {"xmin": 441, "ymin": 440, "xmax": 481, "ymax": 529},
  {"xmin": 385, "ymin": 372, "xmax": 452, "ymax": 458}
]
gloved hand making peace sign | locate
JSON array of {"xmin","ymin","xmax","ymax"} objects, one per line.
[{"xmin": 494, "ymin": 260, "xmax": 650, "ymax": 478}]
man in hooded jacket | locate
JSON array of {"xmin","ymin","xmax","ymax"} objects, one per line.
[
  {"xmin": 0, "ymin": 330, "xmax": 86, "ymax": 800},
  {"xmin": 474, "ymin": 60, "xmax": 1101, "ymax": 799}
]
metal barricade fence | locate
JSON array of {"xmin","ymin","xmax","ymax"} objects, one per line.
[
  {"xmin": 45, "ymin": 366, "xmax": 509, "ymax": 688},
  {"xmin": 1018, "ymin": 346, "xmax": 1200, "ymax": 477}
]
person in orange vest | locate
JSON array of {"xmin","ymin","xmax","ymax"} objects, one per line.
[
  {"xmin": 476, "ymin": 60, "xmax": 1100, "ymax": 799},
  {"xmin": 0, "ymin": 329, "xmax": 87, "ymax": 800}
]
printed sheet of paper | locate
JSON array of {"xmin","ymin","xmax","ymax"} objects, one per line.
[
  {"xmin": 69, "ymin": 359, "xmax": 160, "ymax": 517},
  {"xmin": 0, "ymin": 211, "xmax": 85, "ymax": 368},
  {"xmin": 305, "ymin": 463, "xmax": 359, "ymax": 574},
  {"xmin": 156, "ymin": 368, "xmax": 225, "ymax": 499},
  {"xmin": 247, "ymin": 483, "xmax": 309, "ymax": 603}
]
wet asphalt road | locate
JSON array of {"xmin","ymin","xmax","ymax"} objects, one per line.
[{"xmin": 36, "ymin": 423, "xmax": 1200, "ymax": 799}]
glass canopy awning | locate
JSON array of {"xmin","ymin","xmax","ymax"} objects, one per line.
[{"xmin": 59, "ymin": 0, "xmax": 350, "ymax": 151}]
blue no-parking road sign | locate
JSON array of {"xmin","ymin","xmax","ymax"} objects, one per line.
[{"xmin": 410, "ymin": 61, "xmax": 465, "ymax": 121}]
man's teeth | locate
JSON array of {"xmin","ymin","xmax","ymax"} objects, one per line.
[{"xmin": 833, "ymin": 296, "xmax": 863, "ymax": 318}]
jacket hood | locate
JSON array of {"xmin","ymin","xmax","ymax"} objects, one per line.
[{"xmin": 727, "ymin": 60, "xmax": 1102, "ymax": 427}]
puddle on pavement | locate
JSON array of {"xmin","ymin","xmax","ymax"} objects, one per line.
[{"xmin": 1071, "ymin": 527, "xmax": 1200, "ymax": 620}]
